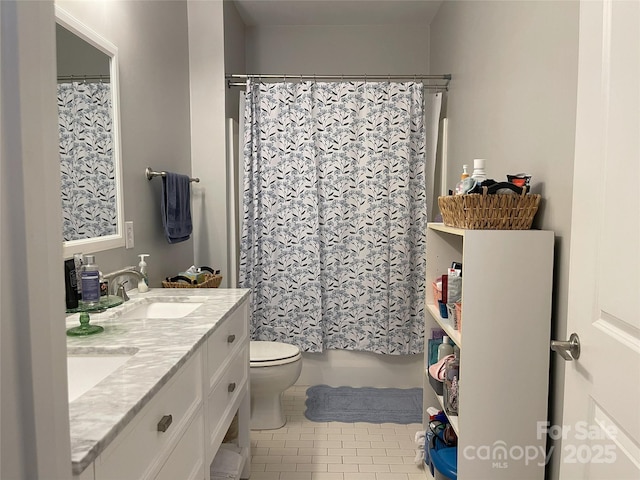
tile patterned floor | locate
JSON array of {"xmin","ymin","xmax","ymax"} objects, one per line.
[{"xmin": 249, "ymin": 385, "xmax": 433, "ymax": 480}]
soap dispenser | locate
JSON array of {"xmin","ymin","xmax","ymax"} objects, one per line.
[{"xmin": 137, "ymin": 254, "xmax": 150, "ymax": 292}]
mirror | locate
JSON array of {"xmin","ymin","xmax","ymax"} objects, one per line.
[{"xmin": 56, "ymin": 7, "xmax": 124, "ymax": 257}]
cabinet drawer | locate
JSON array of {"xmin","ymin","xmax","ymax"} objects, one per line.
[
  {"xmin": 155, "ymin": 408, "xmax": 205, "ymax": 480},
  {"xmin": 206, "ymin": 304, "xmax": 247, "ymax": 389},
  {"xmin": 207, "ymin": 345, "xmax": 248, "ymax": 435},
  {"xmin": 95, "ymin": 351, "xmax": 203, "ymax": 480}
]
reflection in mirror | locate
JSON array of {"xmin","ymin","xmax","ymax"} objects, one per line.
[{"xmin": 55, "ymin": 7, "xmax": 124, "ymax": 257}]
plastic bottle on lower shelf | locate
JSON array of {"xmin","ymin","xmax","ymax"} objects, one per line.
[
  {"xmin": 443, "ymin": 348, "xmax": 460, "ymax": 416},
  {"xmin": 437, "ymin": 336, "xmax": 454, "ymax": 360}
]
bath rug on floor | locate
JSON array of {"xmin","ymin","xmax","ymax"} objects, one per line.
[{"xmin": 304, "ymin": 385, "xmax": 423, "ymax": 424}]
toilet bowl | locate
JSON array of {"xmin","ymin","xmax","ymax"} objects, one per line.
[{"xmin": 250, "ymin": 341, "xmax": 302, "ymax": 430}]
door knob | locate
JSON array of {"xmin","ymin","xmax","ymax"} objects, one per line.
[{"xmin": 551, "ymin": 333, "xmax": 581, "ymax": 361}]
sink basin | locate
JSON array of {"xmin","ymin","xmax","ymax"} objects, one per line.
[
  {"xmin": 118, "ymin": 301, "xmax": 204, "ymax": 319},
  {"xmin": 67, "ymin": 354, "xmax": 133, "ymax": 402}
]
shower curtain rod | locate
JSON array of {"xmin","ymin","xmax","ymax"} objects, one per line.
[
  {"xmin": 226, "ymin": 73, "xmax": 451, "ymax": 89},
  {"xmin": 57, "ymin": 74, "xmax": 110, "ymax": 83}
]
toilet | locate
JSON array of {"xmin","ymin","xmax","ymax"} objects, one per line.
[{"xmin": 249, "ymin": 341, "xmax": 302, "ymax": 430}]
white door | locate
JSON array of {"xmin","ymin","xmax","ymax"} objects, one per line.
[{"xmin": 556, "ymin": 1, "xmax": 640, "ymax": 478}]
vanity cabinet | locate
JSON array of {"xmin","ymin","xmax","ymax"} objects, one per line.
[
  {"xmin": 204, "ymin": 300, "xmax": 251, "ymax": 479},
  {"xmin": 73, "ymin": 296, "xmax": 250, "ymax": 480},
  {"xmin": 424, "ymin": 223, "xmax": 553, "ymax": 479},
  {"xmin": 94, "ymin": 350, "xmax": 205, "ymax": 480}
]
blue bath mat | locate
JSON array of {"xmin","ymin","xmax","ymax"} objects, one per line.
[{"xmin": 305, "ymin": 385, "xmax": 423, "ymax": 424}]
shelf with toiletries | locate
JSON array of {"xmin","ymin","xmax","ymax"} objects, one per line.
[
  {"xmin": 423, "ymin": 223, "xmax": 554, "ymax": 479},
  {"xmin": 436, "ymin": 392, "xmax": 459, "ymax": 435},
  {"xmin": 423, "ymin": 364, "xmax": 460, "ymax": 435}
]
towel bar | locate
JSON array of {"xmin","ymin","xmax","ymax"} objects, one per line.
[{"xmin": 145, "ymin": 166, "xmax": 200, "ymax": 183}]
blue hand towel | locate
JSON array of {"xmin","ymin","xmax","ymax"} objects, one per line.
[{"xmin": 161, "ymin": 172, "xmax": 192, "ymax": 244}]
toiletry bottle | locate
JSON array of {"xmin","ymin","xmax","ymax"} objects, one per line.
[
  {"xmin": 81, "ymin": 255, "xmax": 100, "ymax": 306},
  {"xmin": 437, "ymin": 336, "xmax": 454, "ymax": 361},
  {"xmin": 443, "ymin": 348, "xmax": 460, "ymax": 415},
  {"xmin": 99, "ymin": 270, "xmax": 108, "ymax": 297},
  {"xmin": 137, "ymin": 254, "xmax": 150, "ymax": 293},
  {"xmin": 138, "ymin": 254, "xmax": 149, "ymax": 285},
  {"xmin": 73, "ymin": 253, "xmax": 84, "ymax": 298},
  {"xmin": 471, "ymin": 158, "xmax": 488, "ymax": 183},
  {"xmin": 64, "ymin": 258, "xmax": 79, "ymax": 309},
  {"xmin": 455, "ymin": 165, "xmax": 470, "ymax": 194}
]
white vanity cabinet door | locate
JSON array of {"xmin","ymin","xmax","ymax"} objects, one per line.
[
  {"xmin": 94, "ymin": 350, "xmax": 204, "ymax": 480},
  {"xmin": 206, "ymin": 345, "xmax": 249, "ymax": 437},
  {"xmin": 206, "ymin": 304, "xmax": 248, "ymax": 389},
  {"xmin": 154, "ymin": 408, "xmax": 205, "ymax": 480}
]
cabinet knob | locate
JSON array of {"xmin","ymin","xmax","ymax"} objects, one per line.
[
  {"xmin": 227, "ymin": 334, "xmax": 236, "ymax": 343},
  {"xmin": 157, "ymin": 414, "xmax": 173, "ymax": 432},
  {"xmin": 228, "ymin": 382, "xmax": 236, "ymax": 393}
]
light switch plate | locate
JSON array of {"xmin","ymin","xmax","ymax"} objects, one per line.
[{"xmin": 125, "ymin": 221, "xmax": 134, "ymax": 249}]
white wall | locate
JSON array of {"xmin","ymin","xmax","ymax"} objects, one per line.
[
  {"xmin": 56, "ymin": 0, "xmax": 195, "ymax": 286},
  {"xmin": 429, "ymin": 1, "xmax": 579, "ymax": 478}
]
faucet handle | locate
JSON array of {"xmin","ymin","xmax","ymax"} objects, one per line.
[{"xmin": 116, "ymin": 281, "xmax": 130, "ymax": 302}]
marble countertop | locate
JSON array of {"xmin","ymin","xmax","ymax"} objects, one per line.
[{"xmin": 65, "ymin": 287, "xmax": 250, "ymax": 476}]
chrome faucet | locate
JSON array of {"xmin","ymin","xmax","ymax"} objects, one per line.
[{"xmin": 103, "ymin": 266, "xmax": 145, "ymax": 301}]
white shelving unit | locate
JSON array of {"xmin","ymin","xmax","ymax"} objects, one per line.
[{"xmin": 423, "ymin": 223, "xmax": 554, "ymax": 479}]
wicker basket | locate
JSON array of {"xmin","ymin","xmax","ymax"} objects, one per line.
[
  {"xmin": 438, "ymin": 189, "xmax": 541, "ymax": 230},
  {"xmin": 162, "ymin": 273, "xmax": 223, "ymax": 289}
]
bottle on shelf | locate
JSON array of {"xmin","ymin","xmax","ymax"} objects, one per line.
[
  {"xmin": 81, "ymin": 255, "xmax": 100, "ymax": 306},
  {"xmin": 443, "ymin": 347, "xmax": 460, "ymax": 415},
  {"xmin": 471, "ymin": 158, "xmax": 488, "ymax": 183},
  {"xmin": 455, "ymin": 165, "xmax": 471, "ymax": 195},
  {"xmin": 437, "ymin": 336, "xmax": 454, "ymax": 360}
]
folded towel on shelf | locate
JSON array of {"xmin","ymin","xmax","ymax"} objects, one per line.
[
  {"xmin": 210, "ymin": 447, "xmax": 243, "ymax": 479},
  {"xmin": 161, "ymin": 172, "xmax": 192, "ymax": 243}
]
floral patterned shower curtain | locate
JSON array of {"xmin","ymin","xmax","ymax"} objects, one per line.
[
  {"xmin": 58, "ymin": 82, "xmax": 116, "ymax": 241},
  {"xmin": 239, "ymin": 80, "xmax": 426, "ymax": 354}
]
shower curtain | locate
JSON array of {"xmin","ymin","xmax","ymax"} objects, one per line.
[
  {"xmin": 57, "ymin": 82, "xmax": 115, "ymax": 241},
  {"xmin": 240, "ymin": 80, "xmax": 426, "ymax": 354}
]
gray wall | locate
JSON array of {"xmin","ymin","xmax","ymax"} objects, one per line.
[
  {"xmin": 56, "ymin": 0, "xmax": 195, "ymax": 286},
  {"xmin": 224, "ymin": 0, "xmax": 246, "ymax": 121},
  {"xmin": 56, "ymin": 24, "xmax": 110, "ymax": 78},
  {"xmin": 245, "ymin": 24, "xmax": 430, "ymax": 74},
  {"xmin": 429, "ymin": 1, "xmax": 579, "ymax": 478}
]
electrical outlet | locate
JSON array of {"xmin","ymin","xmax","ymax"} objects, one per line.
[{"xmin": 125, "ymin": 221, "xmax": 134, "ymax": 249}]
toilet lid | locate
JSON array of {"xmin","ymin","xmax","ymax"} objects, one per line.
[{"xmin": 250, "ymin": 341, "xmax": 301, "ymax": 364}]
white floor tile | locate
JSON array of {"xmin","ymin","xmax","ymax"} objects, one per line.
[{"xmin": 249, "ymin": 385, "xmax": 429, "ymax": 480}]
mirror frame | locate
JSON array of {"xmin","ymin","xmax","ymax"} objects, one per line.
[{"xmin": 56, "ymin": 6, "xmax": 125, "ymax": 258}]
